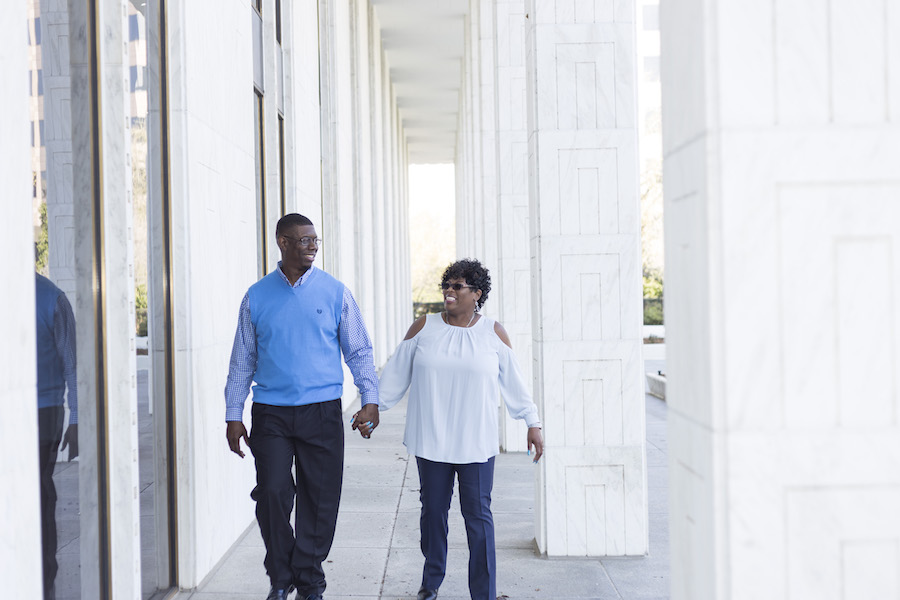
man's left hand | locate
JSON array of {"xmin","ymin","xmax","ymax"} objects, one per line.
[
  {"xmin": 351, "ymin": 403, "xmax": 380, "ymax": 438},
  {"xmin": 61, "ymin": 424, "xmax": 78, "ymax": 461}
]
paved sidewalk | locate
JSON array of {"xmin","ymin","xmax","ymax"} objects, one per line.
[{"xmin": 177, "ymin": 374, "xmax": 669, "ymax": 599}]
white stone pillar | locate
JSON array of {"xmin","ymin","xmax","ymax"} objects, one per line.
[
  {"xmin": 397, "ymin": 115, "xmax": 412, "ymax": 338},
  {"xmin": 380, "ymin": 59, "xmax": 395, "ymax": 344},
  {"xmin": 0, "ymin": 1, "xmax": 43, "ymax": 593},
  {"xmin": 40, "ymin": 1, "xmax": 76, "ymax": 302},
  {"xmin": 350, "ymin": 0, "xmax": 376, "ymax": 334},
  {"xmin": 662, "ymin": 1, "xmax": 900, "ymax": 598},
  {"xmin": 476, "ymin": 0, "xmax": 500, "ymax": 301},
  {"xmin": 494, "ymin": 0, "xmax": 531, "ymax": 452},
  {"xmin": 525, "ymin": 0, "xmax": 647, "ymax": 556},
  {"xmin": 283, "ymin": 0, "xmax": 323, "ymax": 216},
  {"xmin": 369, "ymin": 14, "xmax": 389, "ymax": 364},
  {"xmin": 68, "ymin": 0, "xmax": 142, "ymax": 596},
  {"xmin": 385, "ymin": 90, "xmax": 400, "ymax": 345},
  {"xmin": 456, "ymin": 12, "xmax": 477, "ymax": 258},
  {"xmin": 318, "ymin": 0, "xmax": 356, "ymax": 282}
]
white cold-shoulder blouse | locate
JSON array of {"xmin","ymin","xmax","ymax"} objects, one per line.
[{"xmin": 378, "ymin": 312, "xmax": 541, "ymax": 464}]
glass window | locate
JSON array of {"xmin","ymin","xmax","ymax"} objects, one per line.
[
  {"xmin": 28, "ymin": 3, "xmax": 175, "ymax": 598},
  {"xmin": 129, "ymin": 14, "xmax": 139, "ymax": 41},
  {"xmin": 254, "ymin": 89, "xmax": 267, "ymax": 277},
  {"xmin": 275, "ymin": 0, "xmax": 282, "ymax": 45},
  {"xmin": 278, "ymin": 114, "xmax": 285, "ymax": 215}
]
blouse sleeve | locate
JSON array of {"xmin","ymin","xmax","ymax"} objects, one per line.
[
  {"xmin": 497, "ymin": 343, "xmax": 542, "ymax": 428},
  {"xmin": 378, "ymin": 337, "xmax": 418, "ymax": 410}
]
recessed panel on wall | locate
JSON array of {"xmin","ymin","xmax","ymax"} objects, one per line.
[
  {"xmin": 786, "ymin": 487, "xmax": 900, "ymax": 599},
  {"xmin": 561, "ymin": 358, "xmax": 623, "ymax": 446},
  {"xmin": 560, "ymin": 253, "xmax": 621, "ymax": 340},
  {"xmin": 778, "ymin": 185, "xmax": 900, "ymax": 430}
]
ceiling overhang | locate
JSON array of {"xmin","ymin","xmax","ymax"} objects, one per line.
[{"xmin": 372, "ymin": 0, "xmax": 468, "ymax": 164}]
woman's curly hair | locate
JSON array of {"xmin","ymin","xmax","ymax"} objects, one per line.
[{"xmin": 441, "ymin": 259, "xmax": 491, "ymax": 311}]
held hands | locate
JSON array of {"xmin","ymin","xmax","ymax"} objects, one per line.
[
  {"xmin": 350, "ymin": 402, "xmax": 380, "ymax": 439},
  {"xmin": 226, "ymin": 421, "xmax": 250, "ymax": 458},
  {"xmin": 527, "ymin": 427, "xmax": 544, "ymax": 463}
]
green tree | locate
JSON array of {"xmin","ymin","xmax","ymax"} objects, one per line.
[
  {"xmin": 35, "ymin": 201, "xmax": 49, "ymax": 275},
  {"xmin": 135, "ymin": 282, "xmax": 148, "ymax": 336}
]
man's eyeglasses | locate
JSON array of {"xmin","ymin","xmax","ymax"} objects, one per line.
[
  {"xmin": 282, "ymin": 235, "xmax": 322, "ymax": 248},
  {"xmin": 440, "ymin": 282, "xmax": 476, "ymax": 291}
]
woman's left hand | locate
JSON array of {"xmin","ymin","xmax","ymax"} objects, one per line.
[{"xmin": 527, "ymin": 427, "xmax": 543, "ymax": 463}]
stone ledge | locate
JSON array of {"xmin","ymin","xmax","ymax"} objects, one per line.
[{"xmin": 645, "ymin": 371, "xmax": 666, "ymax": 400}]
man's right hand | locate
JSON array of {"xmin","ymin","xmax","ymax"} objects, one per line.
[{"xmin": 226, "ymin": 421, "xmax": 250, "ymax": 458}]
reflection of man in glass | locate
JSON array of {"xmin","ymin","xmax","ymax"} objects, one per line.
[{"xmin": 35, "ymin": 273, "xmax": 78, "ymax": 600}]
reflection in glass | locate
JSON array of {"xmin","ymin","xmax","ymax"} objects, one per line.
[
  {"xmin": 35, "ymin": 273, "xmax": 78, "ymax": 600},
  {"xmin": 126, "ymin": 2, "xmax": 160, "ymax": 597},
  {"xmin": 29, "ymin": 0, "xmax": 166, "ymax": 597},
  {"xmin": 29, "ymin": 3, "xmax": 84, "ymax": 598}
]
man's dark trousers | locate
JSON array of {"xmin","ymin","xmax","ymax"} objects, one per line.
[
  {"xmin": 416, "ymin": 456, "xmax": 496, "ymax": 600},
  {"xmin": 38, "ymin": 405, "xmax": 64, "ymax": 599},
  {"xmin": 250, "ymin": 399, "xmax": 344, "ymax": 597}
]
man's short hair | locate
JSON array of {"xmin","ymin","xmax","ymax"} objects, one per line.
[{"xmin": 276, "ymin": 213, "xmax": 314, "ymax": 237}]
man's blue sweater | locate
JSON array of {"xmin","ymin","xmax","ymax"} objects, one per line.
[{"xmin": 248, "ymin": 268, "xmax": 345, "ymax": 406}]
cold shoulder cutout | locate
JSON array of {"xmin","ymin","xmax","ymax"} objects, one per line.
[
  {"xmin": 493, "ymin": 320, "xmax": 513, "ymax": 348},
  {"xmin": 404, "ymin": 316, "xmax": 427, "ymax": 340}
]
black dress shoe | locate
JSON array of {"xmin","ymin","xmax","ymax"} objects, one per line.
[
  {"xmin": 417, "ymin": 587, "xmax": 438, "ymax": 600},
  {"xmin": 266, "ymin": 584, "xmax": 294, "ymax": 600}
]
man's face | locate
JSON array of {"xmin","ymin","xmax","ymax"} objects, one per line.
[{"xmin": 278, "ymin": 224, "xmax": 318, "ymax": 271}]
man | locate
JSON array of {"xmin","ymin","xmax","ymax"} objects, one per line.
[
  {"xmin": 34, "ymin": 273, "xmax": 78, "ymax": 600},
  {"xmin": 225, "ymin": 213, "xmax": 380, "ymax": 600}
]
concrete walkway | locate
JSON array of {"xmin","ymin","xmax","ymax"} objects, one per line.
[{"xmin": 176, "ymin": 363, "xmax": 669, "ymax": 600}]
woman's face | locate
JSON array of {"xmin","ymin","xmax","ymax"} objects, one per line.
[{"xmin": 441, "ymin": 277, "xmax": 480, "ymax": 312}]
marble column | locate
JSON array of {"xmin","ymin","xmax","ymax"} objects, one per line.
[
  {"xmin": 318, "ymin": 0, "xmax": 356, "ymax": 284},
  {"xmin": 40, "ymin": 0, "xmax": 76, "ymax": 303},
  {"xmin": 68, "ymin": 0, "xmax": 142, "ymax": 596},
  {"xmin": 494, "ymin": 0, "xmax": 531, "ymax": 452},
  {"xmin": 369, "ymin": 13, "xmax": 389, "ymax": 364},
  {"xmin": 476, "ymin": 0, "xmax": 500, "ymax": 304},
  {"xmin": 282, "ymin": 0, "xmax": 323, "ymax": 217},
  {"xmin": 385, "ymin": 89, "xmax": 401, "ymax": 346},
  {"xmin": 0, "ymin": 0, "xmax": 43, "ymax": 593},
  {"xmin": 525, "ymin": 0, "xmax": 647, "ymax": 556},
  {"xmin": 662, "ymin": 1, "xmax": 900, "ymax": 598},
  {"xmin": 456, "ymin": 13, "xmax": 477, "ymax": 258},
  {"xmin": 350, "ymin": 0, "xmax": 376, "ymax": 336}
]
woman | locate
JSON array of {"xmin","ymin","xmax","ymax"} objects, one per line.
[{"xmin": 353, "ymin": 259, "xmax": 543, "ymax": 600}]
